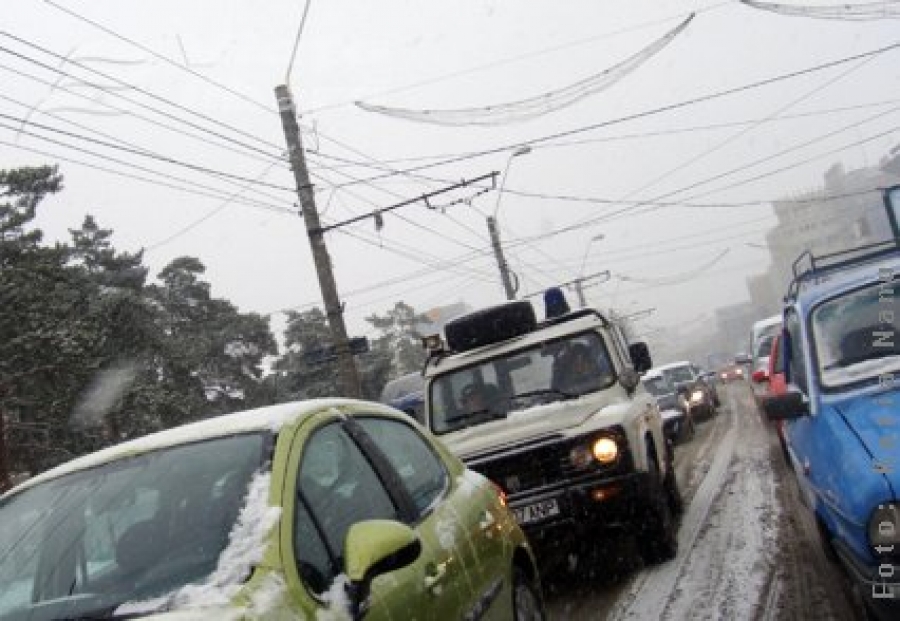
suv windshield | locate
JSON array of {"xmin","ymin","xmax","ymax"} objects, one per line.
[
  {"xmin": 813, "ymin": 282, "xmax": 900, "ymax": 388},
  {"xmin": 0, "ymin": 433, "xmax": 266, "ymax": 620},
  {"xmin": 428, "ymin": 331, "xmax": 615, "ymax": 434}
]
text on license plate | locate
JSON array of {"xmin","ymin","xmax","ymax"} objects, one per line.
[{"xmin": 513, "ymin": 498, "xmax": 560, "ymax": 525}]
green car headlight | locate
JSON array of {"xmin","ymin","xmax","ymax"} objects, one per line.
[{"xmin": 868, "ymin": 503, "xmax": 900, "ymax": 556}]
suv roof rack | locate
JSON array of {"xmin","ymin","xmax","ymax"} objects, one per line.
[{"xmin": 786, "ymin": 239, "xmax": 900, "ymax": 302}]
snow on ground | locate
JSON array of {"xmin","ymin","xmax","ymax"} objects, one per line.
[{"xmin": 546, "ymin": 383, "xmax": 858, "ymax": 620}]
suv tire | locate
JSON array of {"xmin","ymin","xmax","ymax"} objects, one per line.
[
  {"xmin": 445, "ymin": 301, "xmax": 536, "ymax": 352},
  {"xmin": 638, "ymin": 450, "xmax": 678, "ymax": 565}
]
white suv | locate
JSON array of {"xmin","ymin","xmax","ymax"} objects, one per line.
[{"xmin": 422, "ymin": 301, "xmax": 681, "ymax": 571}]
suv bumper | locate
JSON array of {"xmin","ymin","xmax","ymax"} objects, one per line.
[
  {"xmin": 835, "ymin": 542, "xmax": 900, "ymax": 619},
  {"xmin": 508, "ymin": 470, "xmax": 654, "ymax": 567}
]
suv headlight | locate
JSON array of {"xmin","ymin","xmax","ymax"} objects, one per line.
[
  {"xmin": 570, "ymin": 436, "xmax": 619, "ymax": 468},
  {"xmin": 868, "ymin": 503, "xmax": 900, "ymax": 557}
]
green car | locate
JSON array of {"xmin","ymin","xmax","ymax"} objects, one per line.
[{"xmin": 0, "ymin": 399, "xmax": 544, "ymax": 620}]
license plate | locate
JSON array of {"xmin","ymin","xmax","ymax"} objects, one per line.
[{"xmin": 513, "ymin": 498, "xmax": 560, "ymax": 525}]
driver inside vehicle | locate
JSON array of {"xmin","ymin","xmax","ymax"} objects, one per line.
[
  {"xmin": 460, "ymin": 382, "xmax": 501, "ymax": 420},
  {"xmin": 555, "ymin": 343, "xmax": 608, "ymax": 395}
]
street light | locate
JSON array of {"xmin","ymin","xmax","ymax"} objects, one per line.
[
  {"xmin": 577, "ymin": 233, "xmax": 605, "ymax": 278},
  {"xmin": 488, "ymin": 145, "xmax": 532, "ymax": 300},
  {"xmin": 493, "ymin": 145, "xmax": 532, "ymax": 218}
]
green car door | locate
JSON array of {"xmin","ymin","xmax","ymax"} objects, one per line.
[
  {"xmin": 353, "ymin": 414, "xmax": 514, "ymax": 620},
  {"xmin": 279, "ymin": 408, "xmax": 487, "ymax": 619}
]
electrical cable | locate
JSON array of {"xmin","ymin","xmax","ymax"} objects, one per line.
[
  {"xmin": 0, "ymin": 93, "xmax": 296, "ymax": 207},
  {"xmin": 0, "ymin": 61, "xmax": 285, "ymax": 170},
  {"xmin": 330, "ymin": 40, "xmax": 900, "ymax": 188},
  {"xmin": 0, "ymin": 126, "xmax": 298, "ymax": 214},
  {"xmin": 41, "ymin": 0, "xmax": 277, "ymax": 116},
  {"xmin": 0, "ymin": 111, "xmax": 298, "ymax": 192},
  {"xmin": 0, "ymin": 34, "xmax": 285, "ymax": 160},
  {"xmin": 739, "ymin": 0, "xmax": 900, "ymax": 21},
  {"xmin": 306, "ymin": 2, "xmax": 730, "ymax": 114},
  {"xmin": 355, "ymin": 15, "xmax": 694, "ymax": 126},
  {"xmin": 144, "ymin": 161, "xmax": 284, "ymax": 252},
  {"xmin": 285, "ymin": 0, "xmax": 313, "ymax": 84}
]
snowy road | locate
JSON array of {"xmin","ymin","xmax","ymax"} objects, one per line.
[{"xmin": 544, "ymin": 382, "xmax": 860, "ymax": 620}]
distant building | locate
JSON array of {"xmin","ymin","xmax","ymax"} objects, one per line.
[{"xmin": 747, "ymin": 159, "xmax": 900, "ymax": 308}]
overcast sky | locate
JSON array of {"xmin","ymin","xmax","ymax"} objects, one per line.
[{"xmin": 3, "ymin": 0, "xmax": 899, "ymax": 350}]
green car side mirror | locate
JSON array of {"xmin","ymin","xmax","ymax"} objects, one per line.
[{"xmin": 344, "ymin": 519, "xmax": 422, "ymax": 618}]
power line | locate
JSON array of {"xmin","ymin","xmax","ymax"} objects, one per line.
[
  {"xmin": 616, "ymin": 52, "xmax": 881, "ymax": 208},
  {"xmin": 0, "ymin": 122, "xmax": 300, "ymax": 214},
  {"xmin": 0, "ymin": 34, "xmax": 285, "ymax": 160},
  {"xmin": 41, "ymin": 0, "xmax": 276, "ymax": 116},
  {"xmin": 0, "ymin": 94, "xmax": 297, "ymax": 207},
  {"xmin": 305, "ymin": 97, "xmax": 900, "ymax": 171},
  {"xmin": 0, "ymin": 61, "xmax": 286, "ymax": 170},
  {"xmin": 0, "ymin": 111, "xmax": 299, "ymax": 192},
  {"xmin": 0, "ymin": 138, "xmax": 298, "ymax": 215},
  {"xmin": 330, "ymin": 40, "xmax": 900, "ymax": 188},
  {"xmin": 622, "ymin": 105, "xmax": 900, "ymax": 208},
  {"xmin": 144, "ymin": 161, "xmax": 284, "ymax": 252},
  {"xmin": 285, "ymin": 0, "xmax": 314, "ymax": 84},
  {"xmin": 306, "ymin": 2, "xmax": 730, "ymax": 114},
  {"xmin": 355, "ymin": 14, "xmax": 695, "ymax": 126}
]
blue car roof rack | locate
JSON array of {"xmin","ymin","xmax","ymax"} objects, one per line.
[{"xmin": 786, "ymin": 238, "xmax": 900, "ymax": 303}]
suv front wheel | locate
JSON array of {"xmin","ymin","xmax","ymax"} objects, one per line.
[{"xmin": 637, "ymin": 450, "xmax": 678, "ymax": 565}]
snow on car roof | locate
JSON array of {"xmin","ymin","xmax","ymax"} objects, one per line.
[
  {"xmin": 5, "ymin": 398, "xmax": 376, "ymax": 497},
  {"xmin": 751, "ymin": 314, "xmax": 782, "ymax": 331}
]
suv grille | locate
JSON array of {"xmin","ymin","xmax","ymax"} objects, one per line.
[{"xmin": 463, "ymin": 429, "xmax": 630, "ymax": 497}]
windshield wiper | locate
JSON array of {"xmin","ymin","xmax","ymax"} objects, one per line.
[{"xmin": 508, "ymin": 388, "xmax": 577, "ymax": 403}]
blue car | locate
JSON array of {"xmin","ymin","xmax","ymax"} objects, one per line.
[{"xmin": 764, "ymin": 193, "xmax": 900, "ymax": 620}]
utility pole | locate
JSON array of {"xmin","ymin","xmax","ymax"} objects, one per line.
[
  {"xmin": 487, "ymin": 216, "xmax": 517, "ymax": 300},
  {"xmin": 275, "ymin": 85, "xmax": 361, "ymax": 398},
  {"xmin": 574, "ymin": 279, "xmax": 588, "ymax": 307}
]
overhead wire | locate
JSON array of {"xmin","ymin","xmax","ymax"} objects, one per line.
[
  {"xmin": 306, "ymin": 2, "xmax": 731, "ymax": 114},
  {"xmin": 41, "ymin": 0, "xmax": 277, "ymax": 115},
  {"xmin": 739, "ymin": 0, "xmax": 900, "ymax": 21},
  {"xmin": 144, "ymin": 161, "xmax": 285, "ymax": 252},
  {"xmin": 0, "ymin": 137, "xmax": 296, "ymax": 215},
  {"xmin": 0, "ymin": 111, "xmax": 299, "ymax": 194},
  {"xmin": 355, "ymin": 14, "xmax": 695, "ymax": 127},
  {"xmin": 329, "ymin": 40, "xmax": 900, "ymax": 189},
  {"xmin": 285, "ymin": 0, "xmax": 313, "ymax": 84},
  {"xmin": 0, "ymin": 34, "xmax": 285, "ymax": 160},
  {"xmin": 0, "ymin": 123, "xmax": 298, "ymax": 214},
  {"xmin": 607, "ymin": 49, "xmax": 884, "ymax": 219},
  {"xmin": 0, "ymin": 61, "xmax": 286, "ymax": 170}
]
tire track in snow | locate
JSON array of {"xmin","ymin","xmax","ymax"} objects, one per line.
[{"xmin": 607, "ymin": 390, "xmax": 740, "ymax": 621}]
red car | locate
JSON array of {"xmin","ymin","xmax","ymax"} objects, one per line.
[{"xmin": 752, "ymin": 332, "xmax": 791, "ymax": 466}]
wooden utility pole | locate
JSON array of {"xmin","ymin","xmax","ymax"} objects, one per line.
[
  {"xmin": 487, "ymin": 216, "xmax": 517, "ymax": 300},
  {"xmin": 274, "ymin": 85, "xmax": 361, "ymax": 398}
]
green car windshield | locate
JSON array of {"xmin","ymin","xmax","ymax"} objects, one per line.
[
  {"xmin": 0, "ymin": 433, "xmax": 266, "ymax": 621},
  {"xmin": 429, "ymin": 331, "xmax": 616, "ymax": 434},
  {"xmin": 813, "ymin": 282, "xmax": 900, "ymax": 389}
]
